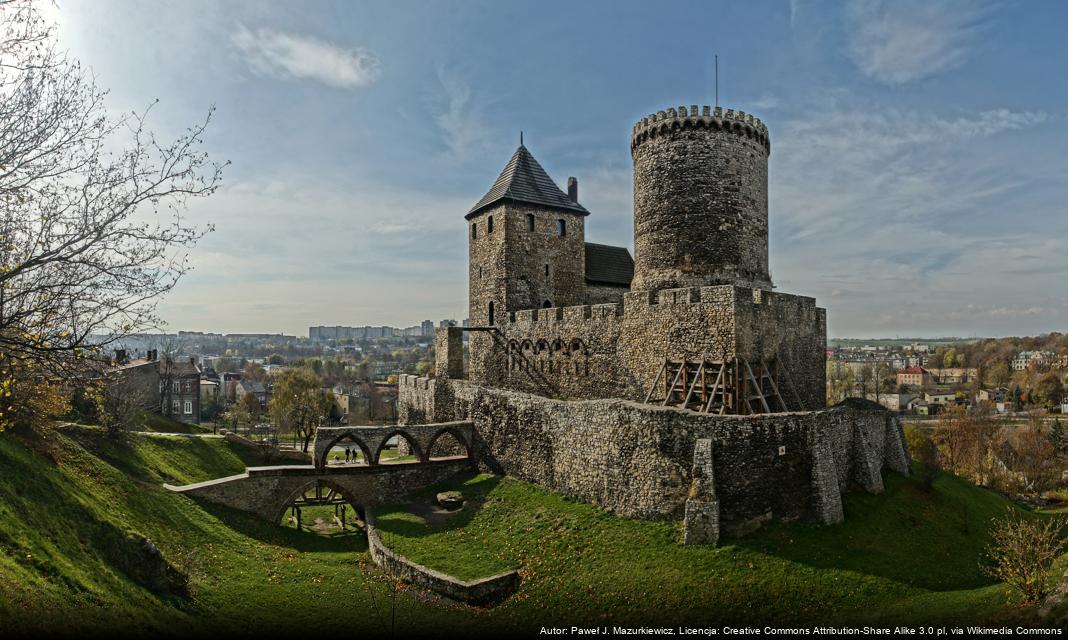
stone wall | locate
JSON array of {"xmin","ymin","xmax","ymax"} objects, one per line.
[
  {"xmin": 631, "ymin": 105, "xmax": 772, "ymax": 292},
  {"xmin": 166, "ymin": 460, "xmax": 472, "ymax": 523},
  {"xmin": 463, "ymin": 284, "xmax": 825, "ymax": 410},
  {"xmin": 398, "ymin": 377, "xmax": 908, "ymax": 539},
  {"xmin": 366, "ymin": 513, "xmax": 520, "ymax": 605},
  {"xmin": 468, "ymin": 201, "xmax": 587, "ymax": 329}
]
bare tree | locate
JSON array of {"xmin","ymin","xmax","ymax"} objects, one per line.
[
  {"xmin": 0, "ymin": 1, "xmax": 224, "ymax": 428},
  {"xmin": 95, "ymin": 372, "xmax": 150, "ymax": 438}
]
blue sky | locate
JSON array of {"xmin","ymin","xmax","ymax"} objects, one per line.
[{"xmin": 50, "ymin": 0, "xmax": 1068, "ymax": 337}]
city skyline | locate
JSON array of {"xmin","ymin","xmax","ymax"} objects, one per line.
[{"xmin": 49, "ymin": 0, "xmax": 1068, "ymax": 338}]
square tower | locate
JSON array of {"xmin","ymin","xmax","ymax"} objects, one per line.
[{"xmin": 466, "ymin": 143, "xmax": 589, "ymax": 326}]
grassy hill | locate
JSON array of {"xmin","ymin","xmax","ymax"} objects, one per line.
[{"xmin": 0, "ymin": 424, "xmax": 1059, "ymax": 635}]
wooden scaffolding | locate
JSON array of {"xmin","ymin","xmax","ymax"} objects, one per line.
[{"xmin": 643, "ymin": 357, "xmax": 791, "ymax": 415}]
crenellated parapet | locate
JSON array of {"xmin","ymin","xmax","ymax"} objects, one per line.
[{"xmin": 631, "ymin": 105, "xmax": 770, "ymax": 155}]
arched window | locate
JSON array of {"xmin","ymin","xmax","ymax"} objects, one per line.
[
  {"xmin": 527, "ymin": 214, "xmax": 535, "ymax": 231},
  {"xmin": 471, "ymin": 222, "xmax": 477, "ymax": 239},
  {"xmin": 488, "ymin": 215, "xmax": 494, "ymax": 233},
  {"xmin": 488, "ymin": 301, "xmax": 495, "ymax": 325},
  {"xmin": 543, "ymin": 300, "xmax": 551, "ymax": 308},
  {"xmin": 557, "ymin": 219, "xmax": 566, "ymax": 237}
]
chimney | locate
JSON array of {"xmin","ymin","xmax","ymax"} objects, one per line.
[{"xmin": 567, "ymin": 176, "xmax": 578, "ymax": 202}]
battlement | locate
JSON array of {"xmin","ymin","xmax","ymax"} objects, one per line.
[
  {"xmin": 502, "ymin": 286, "xmax": 817, "ymax": 329},
  {"xmin": 631, "ymin": 105, "xmax": 770, "ymax": 154},
  {"xmin": 509, "ymin": 302, "xmax": 623, "ymax": 326}
]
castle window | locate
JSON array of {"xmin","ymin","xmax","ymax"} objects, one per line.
[
  {"xmin": 488, "ymin": 301, "xmax": 495, "ymax": 325},
  {"xmin": 488, "ymin": 215, "xmax": 494, "ymax": 233},
  {"xmin": 478, "ymin": 266, "xmax": 482, "ymax": 280},
  {"xmin": 543, "ymin": 300, "xmax": 551, "ymax": 308},
  {"xmin": 544, "ymin": 264, "xmax": 549, "ymax": 276},
  {"xmin": 527, "ymin": 214, "xmax": 535, "ymax": 232},
  {"xmin": 557, "ymin": 219, "xmax": 566, "ymax": 237},
  {"xmin": 471, "ymin": 223, "xmax": 477, "ymax": 239}
]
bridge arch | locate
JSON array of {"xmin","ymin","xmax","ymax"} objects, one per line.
[
  {"xmin": 317, "ymin": 432, "xmax": 374, "ymax": 468},
  {"xmin": 273, "ymin": 478, "xmax": 365, "ymax": 526},
  {"xmin": 426, "ymin": 424, "xmax": 471, "ymax": 461},
  {"xmin": 373, "ymin": 429, "xmax": 424, "ymax": 464}
]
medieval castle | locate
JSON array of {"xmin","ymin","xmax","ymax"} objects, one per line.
[{"xmin": 398, "ymin": 104, "xmax": 910, "ymax": 544}]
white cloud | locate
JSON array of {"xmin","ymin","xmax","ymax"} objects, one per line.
[
  {"xmin": 845, "ymin": 0, "xmax": 991, "ymax": 84},
  {"xmin": 231, "ymin": 24, "xmax": 381, "ymax": 89}
]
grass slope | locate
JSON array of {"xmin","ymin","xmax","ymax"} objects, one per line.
[
  {"xmin": 374, "ymin": 470, "xmax": 1040, "ymax": 627},
  {"xmin": 0, "ymin": 426, "xmax": 1053, "ymax": 636}
]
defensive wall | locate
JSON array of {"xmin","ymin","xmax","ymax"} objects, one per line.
[
  {"xmin": 465, "ymin": 283, "xmax": 826, "ymax": 410},
  {"xmin": 398, "ymin": 375, "xmax": 908, "ymax": 544}
]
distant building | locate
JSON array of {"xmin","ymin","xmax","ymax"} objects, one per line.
[
  {"xmin": 1012, "ymin": 350, "xmax": 1056, "ymax": 371},
  {"xmin": 234, "ymin": 380, "xmax": 270, "ymax": 412},
  {"xmin": 897, "ymin": 366, "xmax": 932, "ymax": 387},
  {"xmin": 924, "ymin": 390, "xmax": 956, "ymax": 406},
  {"xmin": 865, "ymin": 393, "xmax": 915, "ymax": 412},
  {"xmin": 926, "ymin": 367, "xmax": 979, "ymax": 384},
  {"xmin": 160, "ymin": 357, "xmax": 202, "ymax": 424},
  {"xmin": 978, "ymin": 387, "xmax": 1008, "ymax": 403}
]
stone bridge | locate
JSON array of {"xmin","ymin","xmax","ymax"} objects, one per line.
[
  {"xmin": 165, "ymin": 421, "xmax": 475, "ymax": 522},
  {"xmin": 311, "ymin": 420, "xmax": 474, "ymax": 469}
]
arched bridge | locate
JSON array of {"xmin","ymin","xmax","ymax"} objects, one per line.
[
  {"xmin": 165, "ymin": 421, "xmax": 475, "ymax": 522},
  {"xmin": 312, "ymin": 421, "xmax": 474, "ymax": 469}
]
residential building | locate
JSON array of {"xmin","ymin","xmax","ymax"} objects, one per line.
[
  {"xmin": 1012, "ymin": 350, "xmax": 1056, "ymax": 371},
  {"xmin": 160, "ymin": 357, "xmax": 201, "ymax": 424},
  {"xmin": 234, "ymin": 380, "xmax": 271, "ymax": 412},
  {"xmin": 926, "ymin": 367, "xmax": 979, "ymax": 384},
  {"xmin": 896, "ymin": 366, "xmax": 932, "ymax": 387},
  {"xmin": 924, "ymin": 390, "xmax": 956, "ymax": 406},
  {"xmin": 977, "ymin": 387, "xmax": 1008, "ymax": 403}
]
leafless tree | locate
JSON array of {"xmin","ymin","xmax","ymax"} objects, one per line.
[
  {"xmin": 96, "ymin": 372, "xmax": 150, "ymax": 437},
  {"xmin": 0, "ymin": 1, "xmax": 224, "ymax": 414}
]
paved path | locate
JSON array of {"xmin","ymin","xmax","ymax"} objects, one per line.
[{"xmin": 130, "ymin": 431, "xmax": 225, "ymax": 439}]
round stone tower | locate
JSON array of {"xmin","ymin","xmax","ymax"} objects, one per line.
[{"xmin": 630, "ymin": 105, "xmax": 772, "ymax": 292}]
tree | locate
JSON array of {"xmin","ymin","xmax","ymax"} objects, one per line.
[
  {"xmin": 903, "ymin": 424, "xmax": 940, "ymax": 491},
  {"xmin": 1050, "ymin": 418, "xmax": 1068, "ymax": 456},
  {"xmin": 984, "ymin": 510, "xmax": 1066, "ymax": 604},
  {"xmin": 984, "ymin": 361, "xmax": 1011, "ymax": 388},
  {"xmin": 932, "ymin": 404, "xmax": 998, "ymax": 484},
  {"xmin": 94, "ymin": 374, "xmax": 150, "ymax": 438},
  {"xmin": 269, "ymin": 368, "xmax": 333, "ymax": 452},
  {"xmin": 0, "ymin": 2, "xmax": 223, "ymax": 430},
  {"xmin": 1031, "ymin": 372, "xmax": 1064, "ymax": 408},
  {"xmin": 1006, "ymin": 417, "xmax": 1061, "ymax": 493}
]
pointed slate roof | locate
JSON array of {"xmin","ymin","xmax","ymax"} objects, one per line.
[{"xmin": 466, "ymin": 144, "xmax": 590, "ymax": 219}]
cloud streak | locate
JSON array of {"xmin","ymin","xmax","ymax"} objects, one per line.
[
  {"xmin": 845, "ymin": 0, "xmax": 991, "ymax": 84},
  {"xmin": 231, "ymin": 24, "xmax": 381, "ymax": 89}
]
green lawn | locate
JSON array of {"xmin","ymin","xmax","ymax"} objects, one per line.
[
  {"xmin": 0, "ymin": 426, "xmax": 1059, "ymax": 635},
  {"xmin": 138, "ymin": 412, "xmax": 213, "ymax": 434},
  {"xmin": 374, "ymin": 470, "xmax": 1050, "ymax": 627}
]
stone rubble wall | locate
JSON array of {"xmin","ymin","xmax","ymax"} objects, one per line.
[
  {"xmin": 463, "ymin": 284, "xmax": 825, "ymax": 410},
  {"xmin": 366, "ymin": 512, "xmax": 520, "ymax": 605},
  {"xmin": 398, "ymin": 376, "xmax": 908, "ymax": 538}
]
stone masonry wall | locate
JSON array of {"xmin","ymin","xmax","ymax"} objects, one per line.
[
  {"xmin": 398, "ymin": 376, "xmax": 909, "ymax": 537},
  {"xmin": 631, "ymin": 105, "xmax": 772, "ymax": 292},
  {"xmin": 464, "ymin": 284, "xmax": 825, "ymax": 410}
]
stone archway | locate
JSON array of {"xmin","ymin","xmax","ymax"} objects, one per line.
[{"xmin": 317, "ymin": 433, "xmax": 374, "ymax": 468}]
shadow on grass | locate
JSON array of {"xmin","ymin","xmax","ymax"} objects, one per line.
[
  {"xmin": 730, "ymin": 470, "xmax": 1007, "ymax": 592},
  {"xmin": 194, "ymin": 500, "xmax": 370, "ymax": 554},
  {"xmin": 373, "ymin": 472, "xmax": 502, "ymax": 539}
]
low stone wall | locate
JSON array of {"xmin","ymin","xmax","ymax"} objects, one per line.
[
  {"xmin": 398, "ymin": 375, "xmax": 909, "ymax": 540},
  {"xmin": 365, "ymin": 513, "xmax": 520, "ymax": 606}
]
